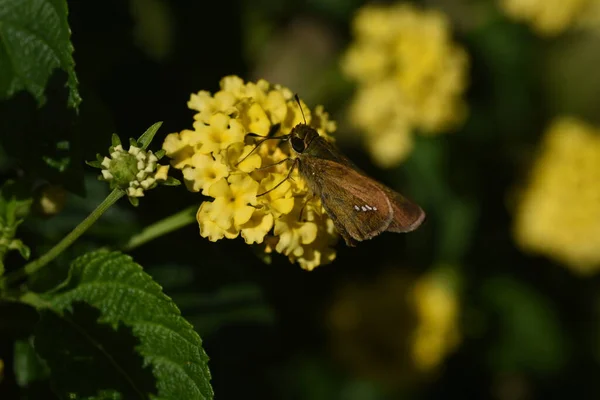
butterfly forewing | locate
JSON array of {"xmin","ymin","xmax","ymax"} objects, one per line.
[{"xmin": 298, "ymin": 157, "xmax": 394, "ymax": 245}]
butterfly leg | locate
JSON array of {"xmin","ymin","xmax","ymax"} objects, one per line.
[
  {"xmin": 236, "ymin": 123, "xmax": 287, "ymax": 167},
  {"xmin": 298, "ymin": 193, "xmax": 314, "ymax": 222},
  {"xmin": 257, "ymin": 158, "xmax": 299, "ymax": 197},
  {"xmin": 255, "ymin": 157, "xmax": 292, "ymax": 171},
  {"xmin": 236, "ymin": 136, "xmax": 289, "ymax": 167}
]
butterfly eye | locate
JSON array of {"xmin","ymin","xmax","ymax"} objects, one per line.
[{"xmin": 291, "ymin": 136, "xmax": 306, "ymax": 153}]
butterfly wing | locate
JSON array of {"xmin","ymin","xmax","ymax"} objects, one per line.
[
  {"xmin": 377, "ymin": 183, "xmax": 425, "ymax": 233},
  {"xmin": 298, "ymin": 157, "xmax": 394, "ymax": 246}
]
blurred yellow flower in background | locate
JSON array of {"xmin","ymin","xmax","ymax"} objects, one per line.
[
  {"xmin": 410, "ymin": 271, "xmax": 461, "ymax": 372},
  {"xmin": 327, "ymin": 268, "xmax": 461, "ymax": 385},
  {"xmin": 163, "ymin": 76, "xmax": 338, "ymax": 270},
  {"xmin": 341, "ymin": 3, "xmax": 469, "ymax": 168},
  {"xmin": 513, "ymin": 117, "xmax": 600, "ymax": 274},
  {"xmin": 499, "ymin": 0, "xmax": 600, "ymax": 35}
]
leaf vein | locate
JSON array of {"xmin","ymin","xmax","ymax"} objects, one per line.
[{"xmin": 132, "ymin": 319, "xmax": 203, "ymax": 355}]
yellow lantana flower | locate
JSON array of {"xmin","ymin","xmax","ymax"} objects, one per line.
[
  {"xmin": 182, "ymin": 153, "xmax": 228, "ymax": 194},
  {"xmin": 207, "ymin": 175, "xmax": 258, "ymax": 229},
  {"xmin": 341, "ymin": 3, "xmax": 469, "ymax": 168},
  {"xmin": 499, "ymin": 0, "xmax": 600, "ymax": 36},
  {"xmin": 163, "ymin": 76, "xmax": 338, "ymax": 270},
  {"xmin": 513, "ymin": 117, "xmax": 600, "ymax": 275}
]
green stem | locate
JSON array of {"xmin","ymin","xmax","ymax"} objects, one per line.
[
  {"xmin": 2, "ymin": 189, "xmax": 125, "ymax": 287},
  {"xmin": 122, "ymin": 205, "xmax": 197, "ymax": 252}
]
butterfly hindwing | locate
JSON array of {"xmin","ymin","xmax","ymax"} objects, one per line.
[
  {"xmin": 377, "ymin": 183, "xmax": 426, "ymax": 233},
  {"xmin": 298, "ymin": 157, "xmax": 394, "ymax": 244}
]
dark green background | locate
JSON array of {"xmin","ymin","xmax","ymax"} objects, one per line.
[{"xmin": 2, "ymin": 0, "xmax": 600, "ymax": 398}]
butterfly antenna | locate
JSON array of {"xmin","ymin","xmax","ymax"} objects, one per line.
[
  {"xmin": 235, "ymin": 136, "xmax": 266, "ymax": 166},
  {"xmin": 236, "ymin": 136, "xmax": 285, "ymax": 167},
  {"xmin": 236, "ymin": 123, "xmax": 288, "ymax": 167},
  {"xmin": 294, "ymin": 94, "xmax": 307, "ymax": 124}
]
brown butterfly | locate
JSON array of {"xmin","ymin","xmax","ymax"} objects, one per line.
[
  {"xmin": 286, "ymin": 123, "xmax": 425, "ymax": 246},
  {"xmin": 243, "ymin": 97, "xmax": 425, "ymax": 246}
]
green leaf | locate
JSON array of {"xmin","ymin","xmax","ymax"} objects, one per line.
[
  {"xmin": 162, "ymin": 177, "xmax": 181, "ymax": 186},
  {"xmin": 9, "ymin": 238, "xmax": 31, "ymax": 259},
  {"xmin": 86, "ymin": 160, "xmax": 103, "ymax": 169},
  {"xmin": 0, "ymin": 180, "xmax": 33, "ymax": 275},
  {"xmin": 0, "ymin": 180, "xmax": 33, "ymax": 224},
  {"xmin": 137, "ymin": 121, "xmax": 163, "ymax": 150},
  {"xmin": 13, "ymin": 337, "xmax": 50, "ymax": 387},
  {"xmin": 0, "ymin": 303, "xmax": 58, "ymax": 396},
  {"xmin": 129, "ymin": 137, "xmax": 139, "ymax": 148},
  {"xmin": 111, "ymin": 133, "xmax": 122, "ymax": 148},
  {"xmin": 0, "ymin": 0, "xmax": 80, "ymax": 109},
  {"xmin": 33, "ymin": 251, "xmax": 213, "ymax": 399},
  {"xmin": 154, "ymin": 149, "xmax": 166, "ymax": 159}
]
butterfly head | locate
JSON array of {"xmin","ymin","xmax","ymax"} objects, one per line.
[{"xmin": 289, "ymin": 124, "xmax": 319, "ymax": 155}]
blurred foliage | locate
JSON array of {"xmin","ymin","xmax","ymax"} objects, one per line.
[
  {"xmin": 1, "ymin": 0, "xmax": 600, "ymax": 399},
  {"xmin": 0, "ymin": 0, "xmax": 80, "ymax": 108},
  {"xmin": 482, "ymin": 276, "xmax": 568, "ymax": 374}
]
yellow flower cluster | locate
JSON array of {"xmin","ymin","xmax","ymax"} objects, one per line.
[
  {"xmin": 499, "ymin": 0, "xmax": 600, "ymax": 35},
  {"xmin": 341, "ymin": 3, "xmax": 469, "ymax": 168},
  {"xmin": 514, "ymin": 117, "xmax": 600, "ymax": 275},
  {"xmin": 409, "ymin": 270, "xmax": 461, "ymax": 372},
  {"xmin": 162, "ymin": 76, "xmax": 338, "ymax": 270},
  {"xmin": 326, "ymin": 268, "xmax": 460, "ymax": 384}
]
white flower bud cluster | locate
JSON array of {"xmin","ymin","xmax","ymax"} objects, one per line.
[{"xmin": 100, "ymin": 145, "xmax": 169, "ymax": 198}]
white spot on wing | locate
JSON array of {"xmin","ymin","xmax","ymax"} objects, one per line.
[{"xmin": 355, "ymin": 204, "xmax": 378, "ymax": 212}]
